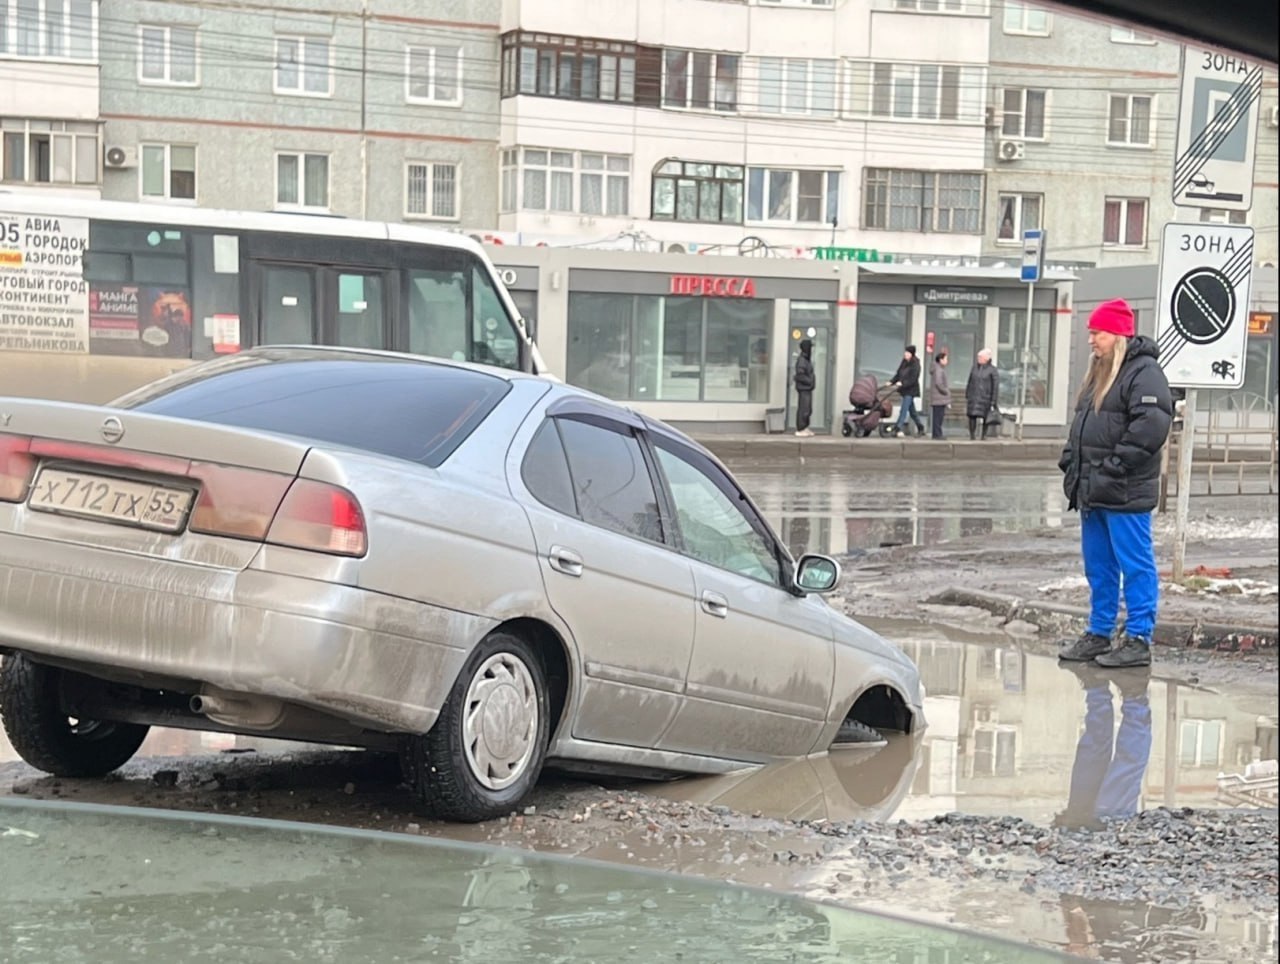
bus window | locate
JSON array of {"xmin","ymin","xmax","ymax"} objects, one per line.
[
  {"xmin": 472, "ymin": 265, "xmax": 519, "ymax": 370},
  {"xmin": 336, "ymin": 272, "xmax": 385, "ymax": 349},
  {"xmin": 407, "ymin": 268, "xmax": 467, "ymax": 361},
  {"xmin": 262, "ymin": 266, "xmax": 315, "ymax": 345}
]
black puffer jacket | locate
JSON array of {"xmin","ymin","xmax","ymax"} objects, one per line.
[
  {"xmin": 1059, "ymin": 336, "xmax": 1173, "ymax": 512},
  {"xmin": 892, "ymin": 356, "xmax": 921, "ymax": 397},
  {"xmin": 965, "ymin": 362, "xmax": 999, "ymax": 418}
]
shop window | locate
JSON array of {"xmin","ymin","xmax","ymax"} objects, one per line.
[
  {"xmin": 997, "ymin": 308, "xmax": 1054, "ymax": 409},
  {"xmin": 566, "ymin": 293, "xmax": 771, "ymax": 403},
  {"xmin": 854, "ymin": 305, "xmax": 909, "ymax": 386},
  {"xmin": 652, "ymin": 159, "xmax": 744, "ymax": 224}
]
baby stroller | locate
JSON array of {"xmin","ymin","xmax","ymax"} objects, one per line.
[{"xmin": 842, "ymin": 375, "xmax": 896, "ymax": 437}]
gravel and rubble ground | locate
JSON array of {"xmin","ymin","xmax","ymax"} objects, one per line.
[{"xmin": 3, "ymin": 739, "xmax": 1276, "ymax": 962}]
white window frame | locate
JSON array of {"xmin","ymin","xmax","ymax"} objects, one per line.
[
  {"xmin": 1107, "ymin": 93, "xmax": 1155, "ymax": 148},
  {"xmin": 757, "ymin": 0, "xmax": 835, "ymax": 7},
  {"xmin": 1000, "ymin": 87, "xmax": 1048, "ymax": 140},
  {"xmin": 1102, "ymin": 196, "xmax": 1148, "ymax": 247},
  {"xmin": 891, "ymin": 0, "xmax": 972, "ymax": 12},
  {"xmin": 274, "ymin": 34, "xmax": 333, "ymax": 98},
  {"xmin": 995, "ymin": 192, "xmax": 1042, "ymax": 244},
  {"xmin": 1199, "ymin": 208, "xmax": 1248, "ymax": 225},
  {"xmin": 2, "ymin": 0, "xmax": 97, "ymax": 60},
  {"xmin": 662, "ymin": 49, "xmax": 740, "ymax": 113},
  {"xmin": 500, "ymin": 148, "xmax": 519, "ymax": 213},
  {"xmin": 404, "ymin": 44, "xmax": 464, "ymax": 107},
  {"xmin": 746, "ymin": 167, "xmax": 840, "ymax": 226},
  {"xmin": 1110, "ymin": 25, "xmax": 1157, "ymax": 44},
  {"xmin": 137, "ymin": 24, "xmax": 199, "ymax": 87},
  {"xmin": 1178, "ymin": 719, "xmax": 1225, "ymax": 767},
  {"xmin": 1002, "ymin": 1, "xmax": 1051, "ymax": 36},
  {"xmin": 274, "ymin": 151, "xmax": 330, "ymax": 211},
  {"xmin": 870, "ymin": 63, "xmax": 980, "ymax": 122},
  {"xmin": 0, "ymin": 118, "xmax": 99, "ymax": 186},
  {"xmin": 404, "ymin": 161, "xmax": 459, "ymax": 221},
  {"xmin": 756, "ymin": 57, "xmax": 837, "ymax": 117},
  {"xmin": 139, "ymin": 143, "xmax": 197, "ymax": 203},
  {"xmin": 511, "ymin": 148, "xmax": 630, "ymax": 217}
]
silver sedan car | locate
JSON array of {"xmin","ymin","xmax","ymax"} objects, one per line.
[{"xmin": 0, "ymin": 348, "xmax": 923, "ymax": 821}]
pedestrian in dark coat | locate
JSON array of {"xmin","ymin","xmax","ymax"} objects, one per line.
[
  {"xmin": 890, "ymin": 345, "xmax": 924, "ymax": 436},
  {"xmin": 965, "ymin": 349, "xmax": 999, "ymax": 439},
  {"xmin": 1056, "ymin": 299, "xmax": 1173, "ymax": 670},
  {"xmin": 794, "ymin": 339, "xmax": 815, "ymax": 437},
  {"xmin": 929, "ymin": 350, "xmax": 951, "ymax": 439}
]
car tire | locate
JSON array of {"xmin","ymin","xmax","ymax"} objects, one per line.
[
  {"xmin": 402, "ymin": 632, "xmax": 550, "ymax": 823},
  {"xmin": 0, "ymin": 654, "xmax": 149, "ymax": 778},
  {"xmin": 831, "ymin": 719, "xmax": 885, "ymax": 746}
]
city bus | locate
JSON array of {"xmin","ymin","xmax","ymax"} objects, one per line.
[{"xmin": 0, "ymin": 194, "xmax": 544, "ymax": 403}]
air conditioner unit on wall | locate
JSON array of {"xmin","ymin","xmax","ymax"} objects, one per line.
[
  {"xmin": 104, "ymin": 145, "xmax": 138, "ymax": 169},
  {"xmin": 996, "ymin": 139, "xmax": 1025, "ymax": 162}
]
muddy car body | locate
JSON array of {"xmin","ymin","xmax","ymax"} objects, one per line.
[{"xmin": 0, "ymin": 347, "xmax": 923, "ymax": 820}]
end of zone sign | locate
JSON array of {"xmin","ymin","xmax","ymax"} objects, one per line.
[
  {"xmin": 1172, "ymin": 48, "xmax": 1263, "ymax": 212},
  {"xmin": 1155, "ymin": 222, "xmax": 1254, "ymax": 389}
]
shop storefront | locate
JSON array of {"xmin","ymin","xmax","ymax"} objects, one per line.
[{"xmin": 486, "ymin": 246, "xmax": 1077, "ymax": 435}]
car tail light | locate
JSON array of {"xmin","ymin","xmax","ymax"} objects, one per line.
[
  {"xmin": 0, "ymin": 433, "xmax": 35, "ymax": 503},
  {"xmin": 266, "ymin": 479, "xmax": 367, "ymax": 557},
  {"xmin": 187, "ymin": 463, "xmax": 295, "ymax": 540}
]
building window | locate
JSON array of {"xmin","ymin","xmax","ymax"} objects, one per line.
[
  {"xmin": 275, "ymin": 35, "xmax": 331, "ymax": 96},
  {"xmin": 747, "ymin": 168, "xmax": 839, "ymax": 224},
  {"xmin": 1110, "ymin": 26, "xmax": 1157, "ymax": 44},
  {"xmin": 1001, "ymin": 88, "xmax": 1046, "ymax": 139},
  {"xmin": 1179, "ymin": 719, "xmax": 1224, "ymax": 767},
  {"xmin": 652, "ymin": 160, "xmax": 744, "ymax": 224},
  {"xmin": 1103, "ymin": 197, "xmax": 1147, "ymax": 246},
  {"xmin": 869, "ymin": 63, "xmax": 983, "ymax": 122},
  {"xmin": 1107, "ymin": 94, "xmax": 1153, "ymax": 147},
  {"xmin": 511, "ymin": 148, "xmax": 630, "ymax": 216},
  {"xmin": 406, "ymin": 45, "xmax": 462, "ymax": 105},
  {"xmin": 500, "ymin": 31, "xmax": 652, "ymax": 105},
  {"xmin": 892, "ymin": 0, "xmax": 969, "ymax": 11},
  {"xmin": 997, "ymin": 308, "xmax": 1054, "ymax": 407},
  {"xmin": 758, "ymin": 0, "xmax": 835, "ymax": 7},
  {"xmin": 663, "ymin": 49, "xmax": 739, "ymax": 112},
  {"xmin": 0, "ymin": 119, "xmax": 99, "ymax": 185},
  {"xmin": 276, "ymin": 152, "xmax": 329, "ymax": 210},
  {"xmin": 138, "ymin": 25, "xmax": 197, "ymax": 85},
  {"xmin": 1199, "ymin": 208, "xmax": 1248, "ymax": 225},
  {"xmin": 567, "ymin": 293, "xmax": 772, "ymax": 403},
  {"xmin": 140, "ymin": 144, "xmax": 196, "ymax": 201},
  {"xmin": 4, "ymin": 0, "xmax": 95, "ymax": 59},
  {"xmin": 862, "ymin": 168, "xmax": 983, "ymax": 233},
  {"xmin": 996, "ymin": 193, "xmax": 1041, "ymax": 242},
  {"xmin": 405, "ymin": 162, "xmax": 458, "ymax": 220},
  {"xmin": 1002, "ymin": 1, "xmax": 1050, "ymax": 35},
  {"xmin": 756, "ymin": 57, "xmax": 837, "ymax": 116}
]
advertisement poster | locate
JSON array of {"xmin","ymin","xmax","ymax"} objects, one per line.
[
  {"xmin": 89, "ymin": 284, "xmax": 193, "ymax": 358},
  {"xmin": 0, "ymin": 213, "xmax": 90, "ymax": 354}
]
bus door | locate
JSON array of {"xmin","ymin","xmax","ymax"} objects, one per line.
[{"xmin": 255, "ymin": 262, "xmax": 393, "ymax": 350}]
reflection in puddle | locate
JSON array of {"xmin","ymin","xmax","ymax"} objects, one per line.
[
  {"xmin": 723, "ymin": 462, "xmax": 1069, "ymax": 557},
  {"xmin": 645, "ymin": 636, "xmax": 1279, "ymax": 827}
]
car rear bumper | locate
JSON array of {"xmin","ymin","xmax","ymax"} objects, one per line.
[{"xmin": 0, "ymin": 532, "xmax": 496, "ymax": 733}]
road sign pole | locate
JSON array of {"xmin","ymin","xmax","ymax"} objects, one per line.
[
  {"xmin": 1171, "ymin": 388, "xmax": 1198, "ymax": 582},
  {"xmin": 1017, "ymin": 280, "xmax": 1034, "ymax": 441}
]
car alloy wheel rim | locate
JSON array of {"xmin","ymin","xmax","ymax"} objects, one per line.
[{"xmin": 462, "ymin": 652, "xmax": 538, "ymax": 791}]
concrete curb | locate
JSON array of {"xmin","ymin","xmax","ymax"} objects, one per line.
[{"xmin": 926, "ymin": 586, "xmax": 1278, "ymax": 653}]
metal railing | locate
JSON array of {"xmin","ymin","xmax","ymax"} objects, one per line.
[{"xmin": 1158, "ymin": 404, "xmax": 1279, "ymax": 509}]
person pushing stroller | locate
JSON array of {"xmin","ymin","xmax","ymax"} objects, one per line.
[{"xmin": 889, "ymin": 345, "xmax": 925, "ymax": 437}]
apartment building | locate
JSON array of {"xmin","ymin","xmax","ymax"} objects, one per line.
[
  {"xmin": 95, "ymin": 0, "xmax": 502, "ymax": 225},
  {"xmin": 0, "ymin": 0, "xmax": 102, "ymax": 197}
]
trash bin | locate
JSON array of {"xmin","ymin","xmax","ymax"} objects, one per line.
[{"xmin": 765, "ymin": 408, "xmax": 786, "ymax": 434}]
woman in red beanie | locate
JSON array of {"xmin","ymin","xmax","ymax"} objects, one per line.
[{"xmin": 1057, "ymin": 298, "xmax": 1173, "ymax": 669}]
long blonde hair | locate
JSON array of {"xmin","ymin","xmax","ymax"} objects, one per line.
[{"xmin": 1077, "ymin": 335, "xmax": 1129, "ymax": 413}]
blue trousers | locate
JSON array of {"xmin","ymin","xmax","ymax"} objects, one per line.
[
  {"xmin": 894, "ymin": 395, "xmax": 923, "ymax": 431},
  {"xmin": 1067, "ymin": 682, "xmax": 1152, "ymax": 820},
  {"xmin": 1081, "ymin": 508, "xmax": 1159, "ymax": 642}
]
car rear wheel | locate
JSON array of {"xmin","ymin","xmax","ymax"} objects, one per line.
[
  {"xmin": 401, "ymin": 632, "xmax": 549, "ymax": 823},
  {"xmin": 831, "ymin": 719, "xmax": 885, "ymax": 747},
  {"xmin": 0, "ymin": 655, "xmax": 150, "ymax": 777}
]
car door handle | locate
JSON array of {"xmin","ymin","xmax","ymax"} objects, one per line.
[
  {"xmin": 548, "ymin": 545, "xmax": 584, "ymax": 577},
  {"xmin": 700, "ymin": 590, "xmax": 729, "ymax": 618}
]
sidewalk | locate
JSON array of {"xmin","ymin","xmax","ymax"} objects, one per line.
[{"xmin": 695, "ymin": 433, "xmax": 1276, "ymax": 465}]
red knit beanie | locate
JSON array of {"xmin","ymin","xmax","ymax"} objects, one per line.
[{"xmin": 1088, "ymin": 299, "xmax": 1135, "ymax": 337}]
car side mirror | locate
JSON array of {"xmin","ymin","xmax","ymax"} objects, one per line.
[{"xmin": 794, "ymin": 554, "xmax": 841, "ymax": 595}]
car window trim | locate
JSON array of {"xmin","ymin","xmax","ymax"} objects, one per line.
[{"xmin": 647, "ymin": 434, "xmax": 789, "ymax": 589}]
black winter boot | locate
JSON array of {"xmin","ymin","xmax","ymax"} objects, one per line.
[
  {"xmin": 1058, "ymin": 632, "xmax": 1111, "ymax": 662},
  {"xmin": 1095, "ymin": 636, "xmax": 1152, "ymax": 668}
]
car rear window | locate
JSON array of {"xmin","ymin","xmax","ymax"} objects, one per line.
[{"xmin": 115, "ymin": 351, "xmax": 511, "ymax": 468}]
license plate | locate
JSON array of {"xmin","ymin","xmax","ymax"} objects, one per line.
[{"xmin": 27, "ymin": 467, "xmax": 194, "ymax": 533}]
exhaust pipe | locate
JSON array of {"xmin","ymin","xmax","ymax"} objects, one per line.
[
  {"xmin": 190, "ymin": 693, "xmax": 239, "ymax": 716},
  {"xmin": 188, "ymin": 690, "xmax": 285, "ymax": 728}
]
